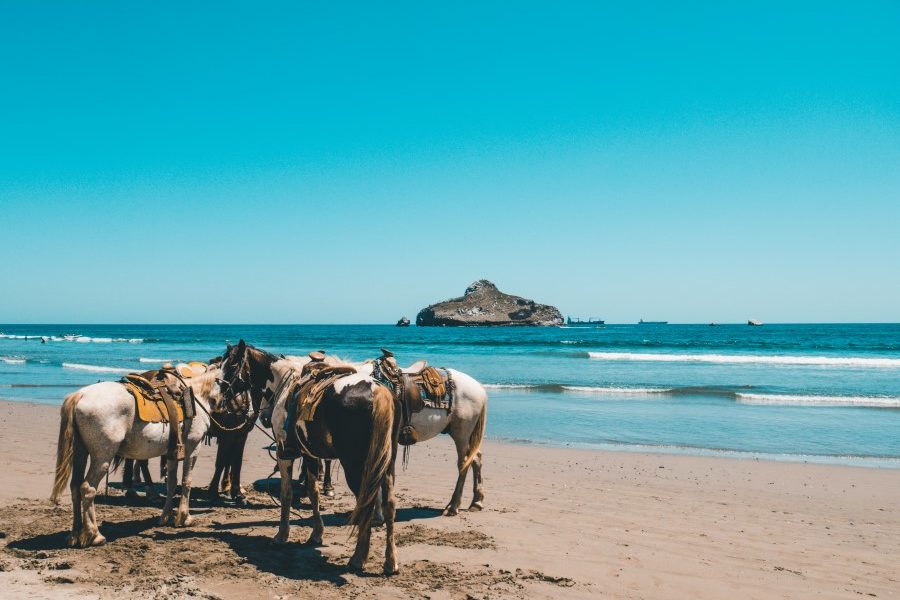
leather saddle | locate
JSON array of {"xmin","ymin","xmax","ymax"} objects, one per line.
[
  {"xmin": 372, "ymin": 349, "xmax": 454, "ymax": 446},
  {"xmin": 122, "ymin": 366, "xmax": 196, "ymax": 460}
]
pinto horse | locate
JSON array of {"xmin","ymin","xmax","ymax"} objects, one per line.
[
  {"xmin": 220, "ymin": 341, "xmax": 400, "ymax": 575},
  {"xmin": 50, "ymin": 368, "xmax": 223, "ymax": 547},
  {"xmin": 356, "ymin": 355, "xmax": 488, "ymax": 515}
]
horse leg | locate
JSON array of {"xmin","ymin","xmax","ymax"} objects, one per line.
[
  {"xmin": 123, "ymin": 459, "xmax": 138, "ymax": 503},
  {"xmin": 348, "ymin": 507, "xmax": 374, "ymax": 572},
  {"xmin": 443, "ymin": 437, "xmax": 472, "ymax": 517},
  {"xmin": 468, "ymin": 449, "xmax": 484, "ymax": 511},
  {"xmin": 304, "ymin": 459, "xmax": 324, "ymax": 546},
  {"xmin": 322, "ymin": 459, "xmax": 335, "ymax": 497},
  {"xmin": 160, "ymin": 457, "xmax": 179, "ymax": 526},
  {"xmin": 174, "ymin": 454, "xmax": 197, "ymax": 527},
  {"xmin": 138, "ymin": 460, "xmax": 159, "ymax": 500},
  {"xmin": 79, "ymin": 453, "xmax": 113, "ymax": 547},
  {"xmin": 208, "ymin": 435, "xmax": 229, "ymax": 503},
  {"xmin": 381, "ymin": 471, "xmax": 399, "ymax": 575},
  {"xmin": 67, "ymin": 438, "xmax": 88, "ymax": 547},
  {"xmin": 273, "ymin": 458, "xmax": 294, "ymax": 543},
  {"xmin": 230, "ymin": 432, "xmax": 249, "ymax": 507}
]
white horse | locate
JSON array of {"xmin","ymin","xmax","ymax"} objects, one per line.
[
  {"xmin": 50, "ymin": 367, "xmax": 222, "ymax": 547},
  {"xmin": 284, "ymin": 355, "xmax": 488, "ymax": 516}
]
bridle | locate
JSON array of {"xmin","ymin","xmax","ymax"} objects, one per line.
[{"xmin": 220, "ymin": 345, "xmax": 275, "ymax": 428}]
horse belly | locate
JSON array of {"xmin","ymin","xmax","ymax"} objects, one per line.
[
  {"xmin": 119, "ymin": 422, "xmax": 170, "ymax": 460},
  {"xmin": 409, "ymin": 409, "xmax": 450, "ymax": 442}
]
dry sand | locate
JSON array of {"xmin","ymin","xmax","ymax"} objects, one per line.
[{"xmin": 0, "ymin": 398, "xmax": 898, "ymax": 599}]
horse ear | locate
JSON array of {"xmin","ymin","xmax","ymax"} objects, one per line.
[
  {"xmin": 226, "ymin": 343, "xmax": 233, "ymax": 352},
  {"xmin": 237, "ymin": 339, "xmax": 246, "ymax": 349}
]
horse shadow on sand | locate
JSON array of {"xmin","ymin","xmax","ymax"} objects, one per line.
[{"xmin": 8, "ymin": 494, "xmax": 441, "ymax": 584}]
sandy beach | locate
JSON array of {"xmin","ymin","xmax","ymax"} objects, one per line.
[{"xmin": 0, "ymin": 398, "xmax": 898, "ymax": 599}]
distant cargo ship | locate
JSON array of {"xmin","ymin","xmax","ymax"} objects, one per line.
[
  {"xmin": 638, "ymin": 319, "xmax": 668, "ymax": 325},
  {"xmin": 566, "ymin": 317, "xmax": 605, "ymax": 326}
]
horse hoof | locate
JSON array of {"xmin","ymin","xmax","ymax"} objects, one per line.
[
  {"xmin": 67, "ymin": 533, "xmax": 79, "ymax": 548},
  {"xmin": 273, "ymin": 532, "xmax": 289, "ymax": 545},
  {"xmin": 323, "ymin": 488, "xmax": 335, "ymax": 498},
  {"xmin": 347, "ymin": 559, "xmax": 366, "ymax": 573},
  {"xmin": 91, "ymin": 533, "xmax": 106, "ymax": 547},
  {"xmin": 304, "ymin": 534, "xmax": 324, "ymax": 547},
  {"xmin": 442, "ymin": 507, "xmax": 459, "ymax": 517},
  {"xmin": 383, "ymin": 562, "xmax": 399, "ymax": 576},
  {"xmin": 175, "ymin": 514, "xmax": 193, "ymax": 528},
  {"xmin": 468, "ymin": 501, "xmax": 484, "ymax": 512},
  {"xmin": 233, "ymin": 495, "xmax": 248, "ymax": 508}
]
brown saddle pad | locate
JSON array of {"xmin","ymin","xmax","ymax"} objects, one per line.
[{"xmin": 123, "ymin": 369, "xmax": 186, "ymax": 424}]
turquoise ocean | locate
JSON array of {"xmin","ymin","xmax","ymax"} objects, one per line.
[{"xmin": 2, "ymin": 324, "xmax": 899, "ymax": 467}]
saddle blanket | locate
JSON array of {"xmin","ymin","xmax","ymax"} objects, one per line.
[{"xmin": 130, "ymin": 386, "xmax": 184, "ymax": 423}]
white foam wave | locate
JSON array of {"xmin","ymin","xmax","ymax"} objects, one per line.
[
  {"xmin": 1, "ymin": 357, "xmax": 26, "ymax": 364},
  {"xmin": 736, "ymin": 393, "xmax": 900, "ymax": 408},
  {"xmin": 1, "ymin": 333, "xmax": 143, "ymax": 344},
  {"xmin": 483, "ymin": 383, "xmax": 672, "ymax": 395},
  {"xmin": 483, "ymin": 384, "xmax": 541, "ymax": 390},
  {"xmin": 139, "ymin": 357, "xmax": 173, "ymax": 363},
  {"xmin": 562, "ymin": 385, "xmax": 671, "ymax": 395},
  {"xmin": 587, "ymin": 351, "xmax": 900, "ymax": 368},
  {"xmin": 62, "ymin": 363, "xmax": 138, "ymax": 374}
]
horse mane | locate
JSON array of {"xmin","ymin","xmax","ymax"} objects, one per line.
[{"xmin": 188, "ymin": 367, "xmax": 222, "ymax": 405}]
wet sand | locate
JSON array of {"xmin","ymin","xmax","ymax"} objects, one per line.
[{"xmin": 1, "ymin": 398, "xmax": 898, "ymax": 599}]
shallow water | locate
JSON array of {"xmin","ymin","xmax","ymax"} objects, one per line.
[{"xmin": 2, "ymin": 323, "xmax": 899, "ymax": 466}]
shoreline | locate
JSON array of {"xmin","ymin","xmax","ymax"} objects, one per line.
[{"xmin": 4, "ymin": 394, "xmax": 899, "ymax": 471}]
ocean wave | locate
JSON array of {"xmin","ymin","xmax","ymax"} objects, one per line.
[
  {"xmin": 139, "ymin": 357, "xmax": 174, "ymax": 363},
  {"xmin": 62, "ymin": 363, "xmax": 139, "ymax": 374},
  {"xmin": 0, "ymin": 333, "xmax": 144, "ymax": 344},
  {"xmin": 483, "ymin": 383, "xmax": 898, "ymax": 408},
  {"xmin": 1, "ymin": 356, "xmax": 26, "ymax": 364},
  {"xmin": 736, "ymin": 393, "xmax": 900, "ymax": 408},
  {"xmin": 586, "ymin": 351, "xmax": 900, "ymax": 368},
  {"xmin": 484, "ymin": 383, "xmax": 673, "ymax": 395}
]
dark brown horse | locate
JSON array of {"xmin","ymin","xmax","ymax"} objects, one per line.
[
  {"xmin": 203, "ymin": 354, "xmax": 268, "ymax": 507},
  {"xmin": 220, "ymin": 341, "xmax": 401, "ymax": 575}
]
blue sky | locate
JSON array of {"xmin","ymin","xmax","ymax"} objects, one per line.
[{"xmin": 1, "ymin": 2, "xmax": 898, "ymax": 323}]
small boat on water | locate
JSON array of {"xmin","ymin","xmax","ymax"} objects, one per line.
[
  {"xmin": 566, "ymin": 317, "xmax": 605, "ymax": 327},
  {"xmin": 638, "ymin": 319, "xmax": 667, "ymax": 325},
  {"xmin": 748, "ymin": 320, "xmax": 763, "ymax": 326}
]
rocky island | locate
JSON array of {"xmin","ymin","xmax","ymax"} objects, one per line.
[{"xmin": 416, "ymin": 280, "xmax": 564, "ymax": 326}]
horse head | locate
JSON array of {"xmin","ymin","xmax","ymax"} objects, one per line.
[{"xmin": 220, "ymin": 340, "xmax": 278, "ymax": 422}]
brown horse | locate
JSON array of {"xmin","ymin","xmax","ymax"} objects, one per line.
[{"xmin": 220, "ymin": 341, "xmax": 401, "ymax": 575}]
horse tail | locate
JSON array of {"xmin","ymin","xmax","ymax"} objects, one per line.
[
  {"xmin": 50, "ymin": 391, "xmax": 83, "ymax": 504},
  {"xmin": 110, "ymin": 455, "xmax": 125, "ymax": 474},
  {"xmin": 460, "ymin": 395, "xmax": 487, "ymax": 473},
  {"xmin": 348, "ymin": 384, "xmax": 395, "ymax": 535}
]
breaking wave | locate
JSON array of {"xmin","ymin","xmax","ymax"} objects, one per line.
[
  {"xmin": 62, "ymin": 363, "xmax": 139, "ymax": 374},
  {"xmin": 484, "ymin": 383, "xmax": 900, "ymax": 408},
  {"xmin": 1, "ymin": 356, "xmax": 26, "ymax": 364},
  {"xmin": 586, "ymin": 351, "xmax": 900, "ymax": 368},
  {"xmin": 736, "ymin": 393, "xmax": 900, "ymax": 408},
  {"xmin": 0, "ymin": 333, "xmax": 144, "ymax": 343},
  {"xmin": 139, "ymin": 357, "xmax": 174, "ymax": 363}
]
